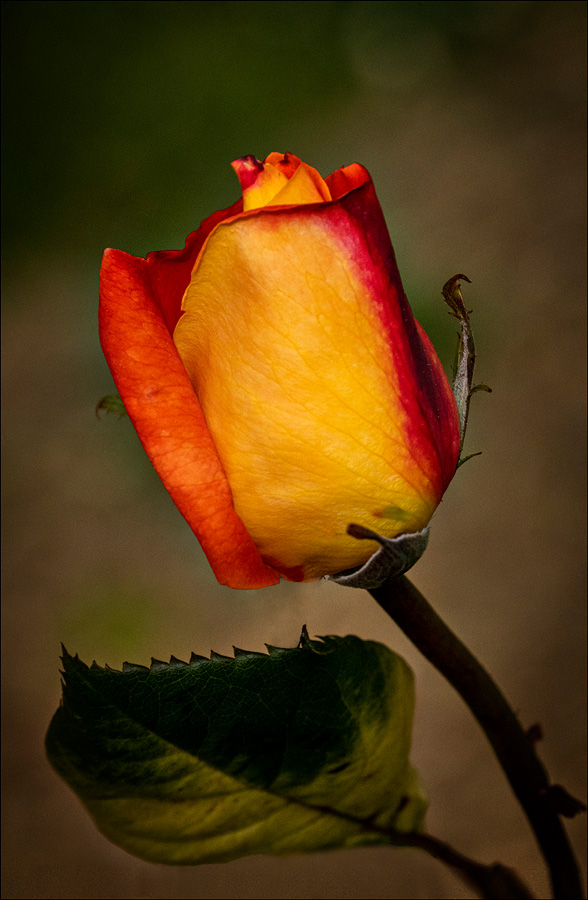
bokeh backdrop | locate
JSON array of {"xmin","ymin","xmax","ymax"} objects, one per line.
[{"xmin": 2, "ymin": 2, "xmax": 586, "ymax": 898}]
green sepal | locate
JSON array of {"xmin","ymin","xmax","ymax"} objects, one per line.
[
  {"xmin": 330, "ymin": 525, "xmax": 429, "ymax": 589},
  {"xmin": 442, "ymin": 274, "xmax": 475, "ymax": 453},
  {"xmin": 95, "ymin": 394, "xmax": 127, "ymax": 418},
  {"xmin": 457, "ymin": 451, "xmax": 483, "ymax": 469},
  {"xmin": 46, "ymin": 633, "xmax": 427, "ymax": 865}
]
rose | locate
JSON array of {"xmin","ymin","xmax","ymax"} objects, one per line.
[{"xmin": 99, "ymin": 153, "xmax": 460, "ymax": 589}]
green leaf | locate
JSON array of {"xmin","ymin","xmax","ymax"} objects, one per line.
[{"xmin": 46, "ymin": 632, "xmax": 427, "ymax": 865}]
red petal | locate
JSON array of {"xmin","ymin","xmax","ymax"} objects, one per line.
[{"xmin": 98, "ymin": 246, "xmax": 280, "ymax": 589}]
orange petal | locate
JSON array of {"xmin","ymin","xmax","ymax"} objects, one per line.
[
  {"xmin": 263, "ymin": 151, "xmax": 302, "ymax": 178},
  {"xmin": 99, "ymin": 247, "xmax": 280, "ymax": 589},
  {"xmin": 325, "ymin": 162, "xmax": 371, "ymax": 200}
]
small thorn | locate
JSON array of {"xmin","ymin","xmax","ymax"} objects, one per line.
[
  {"xmin": 539, "ymin": 785, "xmax": 587, "ymax": 818},
  {"xmin": 526, "ymin": 722, "xmax": 544, "ymax": 745},
  {"xmin": 189, "ymin": 651, "xmax": 207, "ymax": 665}
]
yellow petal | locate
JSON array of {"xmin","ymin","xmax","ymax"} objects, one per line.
[
  {"xmin": 232, "ymin": 154, "xmax": 331, "ymax": 212},
  {"xmin": 270, "ymin": 162, "xmax": 332, "ymax": 206},
  {"xmin": 173, "ymin": 209, "xmax": 438, "ymax": 580},
  {"xmin": 231, "ymin": 156, "xmax": 289, "ymax": 211}
]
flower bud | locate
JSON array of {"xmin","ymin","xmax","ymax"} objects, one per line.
[{"xmin": 99, "ymin": 154, "xmax": 460, "ymax": 588}]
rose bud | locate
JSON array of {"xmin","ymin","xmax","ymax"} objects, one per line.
[{"xmin": 99, "ymin": 153, "xmax": 460, "ymax": 589}]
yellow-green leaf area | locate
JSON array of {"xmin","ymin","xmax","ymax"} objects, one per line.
[{"xmin": 46, "ymin": 633, "xmax": 427, "ymax": 865}]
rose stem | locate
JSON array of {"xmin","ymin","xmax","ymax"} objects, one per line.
[
  {"xmin": 369, "ymin": 575, "xmax": 584, "ymax": 900},
  {"xmin": 388, "ymin": 829, "xmax": 534, "ymax": 899}
]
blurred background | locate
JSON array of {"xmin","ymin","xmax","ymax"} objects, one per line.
[{"xmin": 2, "ymin": 2, "xmax": 586, "ymax": 898}]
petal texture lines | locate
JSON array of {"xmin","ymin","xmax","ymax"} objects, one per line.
[
  {"xmin": 174, "ymin": 200, "xmax": 446, "ymax": 579},
  {"xmin": 99, "ymin": 247, "xmax": 280, "ymax": 588}
]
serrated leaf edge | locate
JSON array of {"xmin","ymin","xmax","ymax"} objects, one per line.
[
  {"xmin": 54, "ymin": 640, "xmax": 422, "ymax": 849},
  {"xmin": 59, "ymin": 636, "xmax": 327, "ymax": 676}
]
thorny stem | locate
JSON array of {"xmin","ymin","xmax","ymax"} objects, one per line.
[{"xmin": 370, "ymin": 575, "xmax": 584, "ymax": 899}]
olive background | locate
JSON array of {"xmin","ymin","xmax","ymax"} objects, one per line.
[{"xmin": 2, "ymin": 2, "xmax": 586, "ymax": 898}]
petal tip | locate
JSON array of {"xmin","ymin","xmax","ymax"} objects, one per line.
[{"xmin": 231, "ymin": 155, "xmax": 264, "ymax": 191}]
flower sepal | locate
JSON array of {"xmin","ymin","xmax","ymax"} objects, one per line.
[{"xmin": 329, "ymin": 525, "xmax": 430, "ymax": 590}]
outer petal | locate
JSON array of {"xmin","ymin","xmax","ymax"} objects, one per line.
[
  {"xmin": 142, "ymin": 198, "xmax": 243, "ymax": 334},
  {"xmin": 335, "ymin": 172, "xmax": 460, "ymax": 495},
  {"xmin": 325, "ymin": 162, "xmax": 371, "ymax": 200},
  {"xmin": 99, "ymin": 245, "xmax": 280, "ymax": 589},
  {"xmin": 174, "ymin": 173, "xmax": 459, "ymax": 581}
]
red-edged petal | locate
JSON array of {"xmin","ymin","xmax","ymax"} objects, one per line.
[
  {"xmin": 98, "ymin": 246, "xmax": 280, "ymax": 589},
  {"xmin": 172, "ymin": 169, "xmax": 459, "ymax": 580},
  {"xmin": 325, "ymin": 163, "xmax": 371, "ymax": 200},
  {"xmin": 325, "ymin": 175, "xmax": 460, "ymax": 492},
  {"xmin": 142, "ymin": 198, "xmax": 243, "ymax": 334}
]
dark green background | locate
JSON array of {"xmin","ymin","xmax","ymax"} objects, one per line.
[{"xmin": 2, "ymin": 2, "xmax": 586, "ymax": 898}]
